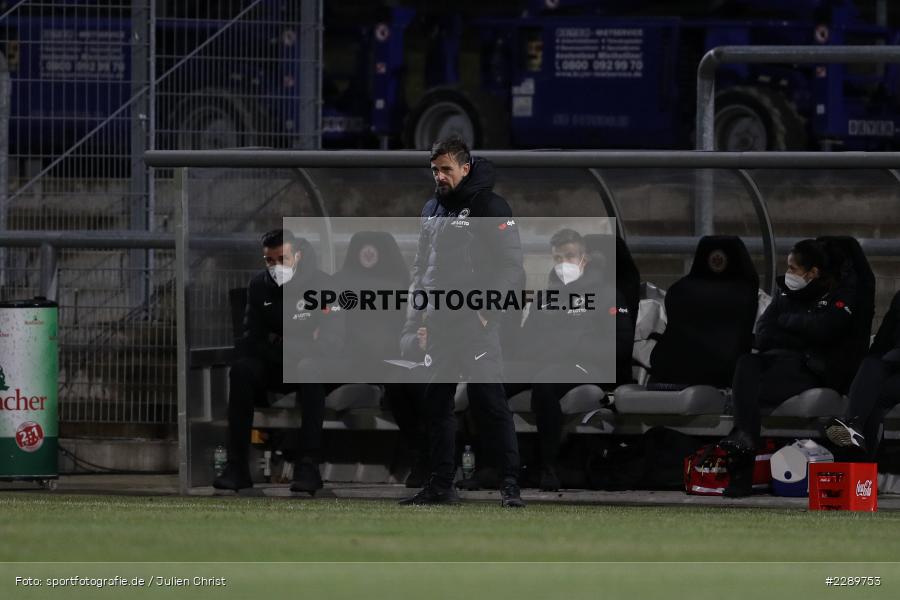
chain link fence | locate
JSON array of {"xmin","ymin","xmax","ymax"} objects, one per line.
[{"xmin": 0, "ymin": 0, "xmax": 322, "ymax": 430}]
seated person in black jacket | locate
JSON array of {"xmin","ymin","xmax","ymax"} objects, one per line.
[
  {"xmin": 826, "ymin": 289, "xmax": 900, "ymax": 457},
  {"xmin": 721, "ymin": 239, "xmax": 856, "ymax": 496},
  {"xmin": 214, "ymin": 229, "xmax": 342, "ymax": 494},
  {"xmin": 524, "ymin": 229, "xmax": 633, "ymax": 491}
]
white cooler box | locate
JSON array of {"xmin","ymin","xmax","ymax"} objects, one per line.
[{"xmin": 770, "ymin": 439, "xmax": 834, "ymax": 497}]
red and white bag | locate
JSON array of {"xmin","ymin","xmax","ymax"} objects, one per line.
[{"xmin": 683, "ymin": 440, "xmax": 776, "ymax": 496}]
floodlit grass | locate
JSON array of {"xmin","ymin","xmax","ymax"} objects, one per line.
[{"xmin": 2, "ymin": 492, "xmax": 899, "ymax": 563}]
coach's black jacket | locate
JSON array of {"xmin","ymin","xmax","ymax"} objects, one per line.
[
  {"xmin": 755, "ymin": 276, "xmax": 856, "ymax": 389},
  {"xmin": 236, "ymin": 262, "xmax": 344, "ymax": 365},
  {"xmin": 412, "ymin": 157, "xmax": 525, "ymax": 321}
]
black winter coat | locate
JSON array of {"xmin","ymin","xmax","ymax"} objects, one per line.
[
  {"xmin": 411, "ymin": 157, "xmax": 525, "ymax": 317},
  {"xmin": 755, "ymin": 276, "xmax": 856, "ymax": 389},
  {"xmin": 522, "ymin": 263, "xmax": 633, "ymax": 383},
  {"xmin": 236, "ymin": 263, "xmax": 343, "ymax": 365}
]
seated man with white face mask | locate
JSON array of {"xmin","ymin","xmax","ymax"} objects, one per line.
[
  {"xmin": 214, "ymin": 229, "xmax": 342, "ymax": 495},
  {"xmin": 521, "ymin": 229, "xmax": 632, "ymax": 490}
]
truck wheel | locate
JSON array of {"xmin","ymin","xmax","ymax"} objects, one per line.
[
  {"xmin": 714, "ymin": 86, "xmax": 807, "ymax": 151},
  {"xmin": 404, "ymin": 89, "xmax": 482, "ymax": 150},
  {"xmin": 172, "ymin": 91, "xmax": 258, "ymax": 150}
]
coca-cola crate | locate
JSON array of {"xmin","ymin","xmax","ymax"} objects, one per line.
[{"xmin": 808, "ymin": 463, "xmax": 878, "ymax": 512}]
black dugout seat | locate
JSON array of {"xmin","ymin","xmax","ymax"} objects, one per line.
[
  {"xmin": 615, "ymin": 236, "xmax": 759, "ymax": 416},
  {"xmin": 762, "ymin": 236, "xmax": 875, "ymax": 423},
  {"xmin": 324, "ymin": 231, "xmax": 411, "ymax": 419},
  {"xmin": 334, "ymin": 231, "xmax": 410, "ymax": 363}
]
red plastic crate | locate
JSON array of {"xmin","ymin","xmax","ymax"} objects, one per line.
[{"xmin": 808, "ymin": 462, "xmax": 878, "ymax": 512}]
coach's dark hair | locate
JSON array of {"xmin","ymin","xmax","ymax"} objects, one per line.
[
  {"xmin": 430, "ymin": 135, "xmax": 471, "ymax": 167},
  {"xmin": 261, "ymin": 228, "xmax": 298, "ymax": 250},
  {"xmin": 790, "ymin": 239, "xmax": 829, "ymax": 274},
  {"xmin": 550, "ymin": 228, "xmax": 586, "ymax": 252}
]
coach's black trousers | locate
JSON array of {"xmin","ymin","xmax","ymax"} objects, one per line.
[{"xmin": 424, "ymin": 316, "xmax": 520, "ymax": 489}]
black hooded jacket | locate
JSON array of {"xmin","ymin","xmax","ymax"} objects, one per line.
[
  {"xmin": 521, "ymin": 263, "xmax": 632, "ymax": 382},
  {"xmin": 236, "ymin": 261, "xmax": 343, "ymax": 365},
  {"xmin": 411, "ymin": 157, "xmax": 525, "ymax": 317},
  {"xmin": 755, "ymin": 275, "xmax": 856, "ymax": 389}
]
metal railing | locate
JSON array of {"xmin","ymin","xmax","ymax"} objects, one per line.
[
  {"xmin": 693, "ymin": 46, "xmax": 900, "ymax": 236},
  {"xmin": 2, "ymin": 149, "xmax": 899, "ymax": 432},
  {"xmin": 696, "ymin": 46, "xmax": 900, "ymax": 151},
  {"xmin": 144, "ymin": 148, "xmax": 900, "ymax": 491}
]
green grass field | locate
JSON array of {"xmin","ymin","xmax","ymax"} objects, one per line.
[{"xmin": 1, "ymin": 492, "xmax": 898, "ymax": 599}]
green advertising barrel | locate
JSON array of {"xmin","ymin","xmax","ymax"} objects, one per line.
[{"xmin": 0, "ymin": 298, "xmax": 58, "ymax": 485}]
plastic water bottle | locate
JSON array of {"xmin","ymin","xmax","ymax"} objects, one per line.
[
  {"xmin": 462, "ymin": 445, "xmax": 475, "ymax": 480},
  {"xmin": 213, "ymin": 445, "xmax": 227, "ymax": 477}
]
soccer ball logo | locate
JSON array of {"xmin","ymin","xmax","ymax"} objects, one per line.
[{"xmin": 338, "ymin": 291, "xmax": 359, "ymax": 310}]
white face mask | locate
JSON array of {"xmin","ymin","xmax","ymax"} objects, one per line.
[
  {"xmin": 784, "ymin": 272, "xmax": 808, "ymax": 291},
  {"xmin": 554, "ymin": 262, "xmax": 583, "ymax": 286},
  {"xmin": 268, "ymin": 264, "xmax": 295, "ymax": 287}
]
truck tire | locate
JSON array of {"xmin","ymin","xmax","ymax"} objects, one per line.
[
  {"xmin": 171, "ymin": 90, "xmax": 258, "ymax": 150},
  {"xmin": 404, "ymin": 89, "xmax": 482, "ymax": 150},
  {"xmin": 714, "ymin": 86, "xmax": 807, "ymax": 151}
]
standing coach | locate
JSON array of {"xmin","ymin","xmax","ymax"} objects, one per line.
[{"xmin": 399, "ymin": 136, "xmax": 525, "ymax": 508}]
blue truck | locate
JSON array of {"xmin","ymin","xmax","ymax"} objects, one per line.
[
  {"xmin": 1, "ymin": 0, "xmax": 899, "ymax": 156},
  {"xmin": 393, "ymin": 0, "xmax": 900, "ymax": 150}
]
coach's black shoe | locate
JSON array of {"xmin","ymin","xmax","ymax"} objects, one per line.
[
  {"xmin": 213, "ymin": 462, "xmax": 252, "ymax": 491},
  {"xmin": 539, "ymin": 466, "xmax": 561, "ymax": 492},
  {"xmin": 824, "ymin": 418, "xmax": 868, "ymax": 452},
  {"xmin": 399, "ymin": 481, "xmax": 460, "ymax": 506},
  {"xmin": 500, "ymin": 479, "xmax": 526, "ymax": 508},
  {"xmin": 290, "ymin": 461, "xmax": 323, "ymax": 495}
]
